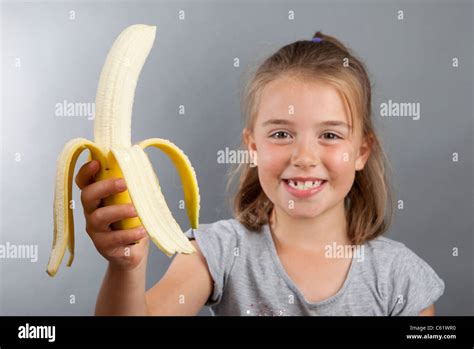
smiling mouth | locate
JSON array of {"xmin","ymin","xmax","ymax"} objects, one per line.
[{"xmin": 282, "ymin": 179, "xmax": 327, "ymax": 191}]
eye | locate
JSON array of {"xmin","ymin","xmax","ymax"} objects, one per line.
[
  {"xmin": 321, "ymin": 132, "xmax": 341, "ymax": 140},
  {"xmin": 270, "ymin": 131, "xmax": 291, "ymax": 139}
]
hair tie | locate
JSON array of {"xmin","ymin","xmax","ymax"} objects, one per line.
[{"xmin": 312, "ymin": 37, "xmax": 323, "ymax": 43}]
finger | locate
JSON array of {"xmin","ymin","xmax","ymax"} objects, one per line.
[
  {"xmin": 88, "ymin": 204, "xmax": 138, "ymax": 232},
  {"xmin": 75, "ymin": 160, "xmax": 100, "ymax": 190},
  {"xmin": 81, "ymin": 178, "xmax": 127, "ymax": 214},
  {"xmin": 94, "ymin": 226, "xmax": 147, "ymax": 251}
]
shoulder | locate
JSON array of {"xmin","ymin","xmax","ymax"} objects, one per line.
[
  {"xmin": 185, "ymin": 218, "xmax": 246, "ymax": 244},
  {"xmin": 183, "ymin": 218, "xmax": 254, "ymax": 306},
  {"xmin": 364, "ymin": 236, "xmax": 440, "ymax": 276},
  {"xmin": 364, "ymin": 235, "xmax": 408, "ymax": 258},
  {"xmin": 185, "ymin": 218, "xmax": 261, "ymax": 246},
  {"xmin": 184, "ymin": 219, "xmax": 250, "ymax": 274},
  {"xmin": 363, "ymin": 236, "xmax": 445, "ymax": 315},
  {"xmin": 363, "ymin": 236, "xmax": 408, "ymax": 269}
]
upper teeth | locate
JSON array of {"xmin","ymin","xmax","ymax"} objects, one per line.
[{"xmin": 287, "ymin": 180, "xmax": 323, "ymax": 190}]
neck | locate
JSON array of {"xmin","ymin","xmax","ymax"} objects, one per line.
[{"xmin": 269, "ymin": 201, "xmax": 350, "ymax": 252}]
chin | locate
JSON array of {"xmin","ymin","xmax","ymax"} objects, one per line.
[{"xmin": 281, "ymin": 204, "xmax": 325, "ymax": 219}]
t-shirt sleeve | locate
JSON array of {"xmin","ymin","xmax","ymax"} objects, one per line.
[
  {"xmin": 184, "ymin": 220, "xmax": 238, "ymax": 306},
  {"xmin": 387, "ymin": 246, "xmax": 445, "ymax": 316}
]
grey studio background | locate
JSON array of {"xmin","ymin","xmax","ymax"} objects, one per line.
[{"xmin": 1, "ymin": 0, "xmax": 472, "ymax": 316}]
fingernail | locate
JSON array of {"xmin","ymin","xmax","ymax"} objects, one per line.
[
  {"xmin": 131, "ymin": 206, "xmax": 137, "ymax": 215},
  {"xmin": 115, "ymin": 178, "xmax": 126, "ymax": 191},
  {"xmin": 90, "ymin": 160, "xmax": 98, "ymax": 169},
  {"xmin": 139, "ymin": 227, "xmax": 147, "ymax": 235}
]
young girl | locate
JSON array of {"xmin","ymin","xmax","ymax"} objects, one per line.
[{"xmin": 76, "ymin": 31, "xmax": 444, "ymax": 316}]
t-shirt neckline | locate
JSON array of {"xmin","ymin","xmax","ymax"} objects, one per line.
[{"xmin": 262, "ymin": 223, "xmax": 357, "ymax": 308}]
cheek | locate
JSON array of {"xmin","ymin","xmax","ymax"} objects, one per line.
[
  {"xmin": 256, "ymin": 143, "xmax": 288, "ymax": 185},
  {"xmin": 322, "ymin": 144, "xmax": 357, "ymax": 182}
]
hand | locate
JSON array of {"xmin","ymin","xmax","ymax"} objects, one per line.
[{"xmin": 75, "ymin": 160, "xmax": 149, "ymax": 271}]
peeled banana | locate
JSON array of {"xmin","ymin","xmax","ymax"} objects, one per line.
[{"xmin": 47, "ymin": 24, "xmax": 200, "ymax": 277}]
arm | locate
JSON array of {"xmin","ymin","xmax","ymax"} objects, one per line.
[
  {"xmin": 419, "ymin": 304, "xmax": 435, "ymax": 316},
  {"xmin": 96, "ymin": 240, "xmax": 213, "ymax": 316},
  {"xmin": 145, "ymin": 240, "xmax": 213, "ymax": 316},
  {"xmin": 95, "ymin": 251, "xmax": 149, "ymax": 316}
]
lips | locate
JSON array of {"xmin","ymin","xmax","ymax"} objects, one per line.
[
  {"xmin": 282, "ymin": 177, "xmax": 327, "ymax": 198},
  {"xmin": 284, "ymin": 177, "xmax": 326, "ymax": 182},
  {"xmin": 283, "ymin": 178, "xmax": 325, "ymax": 190}
]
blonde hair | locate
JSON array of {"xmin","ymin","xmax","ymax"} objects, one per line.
[{"xmin": 226, "ymin": 31, "xmax": 395, "ymax": 245}]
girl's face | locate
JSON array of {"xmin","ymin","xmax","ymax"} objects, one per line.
[{"xmin": 244, "ymin": 75, "xmax": 371, "ymax": 219}]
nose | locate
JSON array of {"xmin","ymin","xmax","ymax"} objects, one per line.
[{"xmin": 291, "ymin": 137, "xmax": 319, "ymax": 169}]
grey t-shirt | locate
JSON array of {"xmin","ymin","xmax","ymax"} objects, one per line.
[{"xmin": 184, "ymin": 219, "xmax": 445, "ymax": 316}]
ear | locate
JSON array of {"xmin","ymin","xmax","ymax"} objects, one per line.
[
  {"xmin": 243, "ymin": 128, "xmax": 259, "ymax": 167},
  {"xmin": 243, "ymin": 128, "xmax": 257, "ymax": 152},
  {"xmin": 355, "ymin": 134, "xmax": 372, "ymax": 171}
]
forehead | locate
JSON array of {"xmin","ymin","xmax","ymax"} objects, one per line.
[{"xmin": 257, "ymin": 75, "xmax": 351, "ymax": 125}]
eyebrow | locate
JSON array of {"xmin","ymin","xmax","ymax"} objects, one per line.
[{"xmin": 261, "ymin": 118, "xmax": 352, "ymax": 130}]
